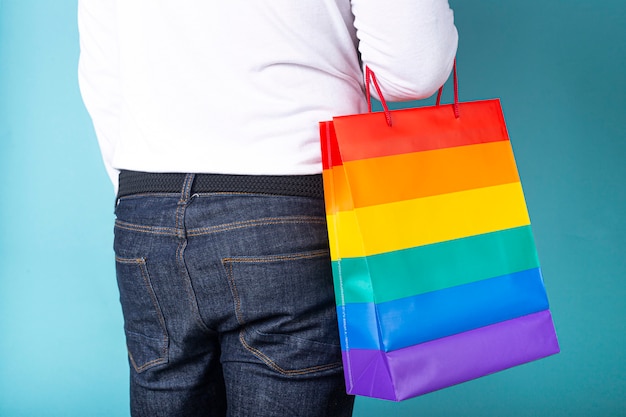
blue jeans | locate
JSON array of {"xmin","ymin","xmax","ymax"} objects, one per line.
[{"xmin": 113, "ymin": 174, "xmax": 354, "ymax": 417}]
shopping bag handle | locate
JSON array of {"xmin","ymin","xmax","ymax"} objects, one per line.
[
  {"xmin": 365, "ymin": 59, "xmax": 460, "ymax": 127},
  {"xmin": 436, "ymin": 59, "xmax": 460, "ymax": 119},
  {"xmin": 365, "ymin": 66, "xmax": 393, "ymax": 126}
]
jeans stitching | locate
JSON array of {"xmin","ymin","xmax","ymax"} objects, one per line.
[
  {"xmin": 188, "ymin": 216, "xmax": 325, "ymax": 237},
  {"xmin": 223, "ymin": 261, "xmax": 245, "ymax": 326},
  {"xmin": 115, "ymin": 219, "xmax": 178, "ymax": 236},
  {"xmin": 222, "ymin": 251, "xmax": 341, "ymax": 375},
  {"xmin": 128, "ymin": 349, "xmax": 168, "ymax": 373},
  {"xmin": 222, "ymin": 250, "xmax": 329, "ymax": 265},
  {"xmin": 173, "ymin": 173, "xmax": 194, "ymax": 235},
  {"xmin": 238, "ymin": 330, "xmax": 342, "ymax": 376},
  {"xmin": 175, "ymin": 179, "xmax": 214, "ymax": 334},
  {"xmin": 116, "ymin": 256, "xmax": 169, "ymax": 373},
  {"xmin": 177, "ymin": 238, "xmax": 213, "ymax": 334}
]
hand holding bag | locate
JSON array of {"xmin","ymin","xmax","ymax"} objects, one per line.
[{"xmin": 320, "ymin": 62, "xmax": 560, "ymax": 401}]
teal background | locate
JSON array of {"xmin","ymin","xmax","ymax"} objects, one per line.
[{"xmin": 0, "ymin": 0, "xmax": 624, "ymax": 415}]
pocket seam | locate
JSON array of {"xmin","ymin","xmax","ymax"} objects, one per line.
[
  {"xmin": 116, "ymin": 256, "xmax": 170, "ymax": 373},
  {"xmin": 188, "ymin": 215, "xmax": 326, "ymax": 237},
  {"xmin": 221, "ymin": 250, "xmax": 330, "ymax": 326},
  {"xmin": 239, "ymin": 329, "xmax": 342, "ymax": 376},
  {"xmin": 222, "ymin": 250, "xmax": 341, "ymax": 375}
]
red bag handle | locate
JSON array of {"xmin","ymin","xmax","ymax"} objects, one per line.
[
  {"xmin": 365, "ymin": 59, "xmax": 460, "ymax": 127},
  {"xmin": 436, "ymin": 59, "xmax": 460, "ymax": 118},
  {"xmin": 365, "ymin": 66, "xmax": 393, "ymax": 126}
]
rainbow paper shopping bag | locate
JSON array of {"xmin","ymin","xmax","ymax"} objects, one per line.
[{"xmin": 320, "ymin": 67, "xmax": 559, "ymax": 401}]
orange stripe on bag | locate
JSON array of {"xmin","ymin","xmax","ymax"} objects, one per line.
[{"xmin": 338, "ymin": 140, "xmax": 521, "ymax": 209}]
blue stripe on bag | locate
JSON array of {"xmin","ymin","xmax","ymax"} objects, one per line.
[{"xmin": 339, "ymin": 267, "xmax": 549, "ymax": 351}]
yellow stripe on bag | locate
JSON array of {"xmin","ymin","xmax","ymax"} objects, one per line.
[{"xmin": 328, "ymin": 182, "xmax": 531, "ymax": 259}]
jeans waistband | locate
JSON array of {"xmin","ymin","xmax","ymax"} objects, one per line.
[{"xmin": 117, "ymin": 170, "xmax": 324, "ymax": 199}]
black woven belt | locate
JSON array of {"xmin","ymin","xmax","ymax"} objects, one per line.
[{"xmin": 117, "ymin": 170, "xmax": 324, "ymax": 199}]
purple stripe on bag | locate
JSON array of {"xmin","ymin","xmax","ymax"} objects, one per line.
[{"xmin": 342, "ymin": 310, "xmax": 560, "ymax": 401}]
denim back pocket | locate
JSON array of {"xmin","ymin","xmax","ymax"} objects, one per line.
[
  {"xmin": 115, "ymin": 256, "xmax": 169, "ymax": 373},
  {"xmin": 222, "ymin": 249, "xmax": 343, "ymax": 376}
]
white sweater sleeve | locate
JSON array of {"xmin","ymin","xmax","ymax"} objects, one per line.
[
  {"xmin": 351, "ymin": 0, "xmax": 458, "ymax": 101},
  {"xmin": 78, "ymin": 1, "xmax": 458, "ymax": 185},
  {"xmin": 77, "ymin": 0, "xmax": 121, "ymax": 189}
]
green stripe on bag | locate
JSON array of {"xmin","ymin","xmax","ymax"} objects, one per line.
[{"xmin": 333, "ymin": 225, "xmax": 540, "ymax": 305}]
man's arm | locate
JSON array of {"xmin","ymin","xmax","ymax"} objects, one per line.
[
  {"xmin": 78, "ymin": 0, "xmax": 121, "ymax": 188},
  {"xmin": 351, "ymin": 0, "xmax": 458, "ymax": 101}
]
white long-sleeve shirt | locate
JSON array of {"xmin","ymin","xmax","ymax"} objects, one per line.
[{"xmin": 78, "ymin": 0, "xmax": 458, "ymax": 191}]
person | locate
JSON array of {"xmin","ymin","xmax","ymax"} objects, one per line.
[{"xmin": 77, "ymin": 1, "xmax": 457, "ymax": 416}]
